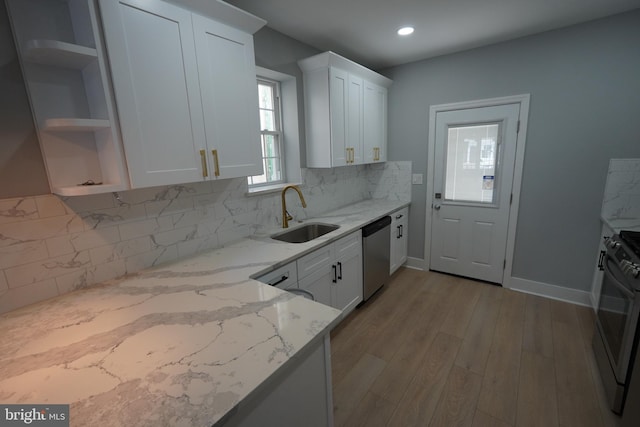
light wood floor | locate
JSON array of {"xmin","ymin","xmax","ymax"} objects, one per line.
[{"xmin": 330, "ymin": 267, "xmax": 620, "ymax": 427}]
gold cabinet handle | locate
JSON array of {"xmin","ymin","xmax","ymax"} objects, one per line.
[
  {"xmin": 200, "ymin": 149, "xmax": 208, "ymax": 177},
  {"xmin": 211, "ymin": 149, "xmax": 220, "ymax": 177}
]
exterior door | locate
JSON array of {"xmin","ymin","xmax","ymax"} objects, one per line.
[{"xmin": 430, "ymin": 103, "xmax": 519, "ymax": 283}]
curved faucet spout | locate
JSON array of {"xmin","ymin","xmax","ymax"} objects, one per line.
[{"xmin": 281, "ymin": 185, "xmax": 307, "ymax": 228}]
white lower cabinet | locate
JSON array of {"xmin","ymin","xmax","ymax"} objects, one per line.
[
  {"xmin": 390, "ymin": 207, "xmax": 409, "ymax": 274},
  {"xmin": 221, "ymin": 335, "xmax": 333, "ymax": 427},
  {"xmin": 297, "ymin": 230, "xmax": 363, "ymax": 315}
]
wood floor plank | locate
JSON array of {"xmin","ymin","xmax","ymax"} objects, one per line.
[
  {"xmin": 329, "ymin": 268, "xmax": 615, "ymax": 427},
  {"xmin": 333, "ymin": 352, "xmax": 387, "ymax": 427},
  {"xmin": 516, "ymin": 350, "xmax": 558, "ymax": 427},
  {"xmin": 455, "ymin": 295, "xmax": 502, "ymax": 374},
  {"xmin": 549, "ymin": 299, "xmax": 578, "ymax": 326},
  {"xmin": 331, "ymin": 267, "xmax": 418, "ymax": 352},
  {"xmin": 331, "ymin": 320, "xmax": 382, "ymax": 387},
  {"xmin": 429, "ymin": 365, "xmax": 483, "ymax": 427},
  {"xmin": 477, "ymin": 290, "xmax": 526, "ymax": 425},
  {"xmin": 386, "ymin": 332, "xmax": 462, "ymax": 427},
  {"xmin": 342, "ymin": 391, "xmax": 396, "ymax": 427},
  {"xmin": 367, "ymin": 288, "xmax": 440, "ymax": 362},
  {"xmin": 369, "ymin": 295, "xmax": 443, "ymax": 403},
  {"xmin": 522, "ymin": 294, "xmax": 554, "ymax": 359},
  {"xmin": 440, "ymin": 279, "xmax": 483, "ymax": 338},
  {"xmin": 472, "ymin": 409, "xmax": 512, "ymax": 427}
]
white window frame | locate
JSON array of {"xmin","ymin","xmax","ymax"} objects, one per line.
[
  {"xmin": 247, "ymin": 67, "xmax": 302, "ymax": 195},
  {"xmin": 248, "ymin": 78, "xmax": 285, "ymax": 187}
]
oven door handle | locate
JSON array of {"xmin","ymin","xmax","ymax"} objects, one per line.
[{"xmin": 604, "ymin": 255, "xmax": 636, "ymax": 300}]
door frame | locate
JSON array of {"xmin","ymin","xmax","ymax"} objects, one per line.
[{"xmin": 424, "ymin": 94, "xmax": 530, "ymax": 288}]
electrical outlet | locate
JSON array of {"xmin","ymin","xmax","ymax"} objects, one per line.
[{"xmin": 412, "ymin": 174, "xmax": 423, "ymax": 185}]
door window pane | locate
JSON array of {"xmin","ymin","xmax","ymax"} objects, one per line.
[{"xmin": 444, "ymin": 123, "xmax": 499, "ymax": 203}]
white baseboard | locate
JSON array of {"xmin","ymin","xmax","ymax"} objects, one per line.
[
  {"xmin": 507, "ymin": 276, "xmax": 593, "ymax": 308},
  {"xmin": 399, "ymin": 258, "xmax": 593, "ymax": 308},
  {"xmin": 404, "ymin": 257, "xmax": 424, "ymax": 270}
]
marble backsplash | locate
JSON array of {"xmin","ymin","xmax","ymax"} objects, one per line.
[
  {"xmin": 601, "ymin": 158, "xmax": 640, "ymax": 220},
  {"xmin": 0, "ymin": 161, "xmax": 411, "ymax": 314}
]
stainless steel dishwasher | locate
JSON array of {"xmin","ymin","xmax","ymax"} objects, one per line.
[{"xmin": 362, "ymin": 216, "xmax": 392, "ymax": 301}]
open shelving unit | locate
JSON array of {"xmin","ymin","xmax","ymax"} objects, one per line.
[
  {"xmin": 6, "ymin": 0, "xmax": 130, "ymax": 196},
  {"xmin": 23, "ymin": 39, "xmax": 98, "ymax": 68}
]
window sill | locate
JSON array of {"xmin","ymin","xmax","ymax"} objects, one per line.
[{"xmin": 246, "ymin": 182, "xmax": 303, "ymax": 197}]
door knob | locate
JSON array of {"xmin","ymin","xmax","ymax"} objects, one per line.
[{"xmin": 433, "ymin": 204, "xmax": 441, "ymax": 210}]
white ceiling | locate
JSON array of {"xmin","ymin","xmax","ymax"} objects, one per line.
[{"xmin": 225, "ymin": 0, "xmax": 640, "ymax": 69}]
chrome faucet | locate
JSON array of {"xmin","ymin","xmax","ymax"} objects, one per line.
[{"xmin": 281, "ymin": 185, "xmax": 307, "ymax": 228}]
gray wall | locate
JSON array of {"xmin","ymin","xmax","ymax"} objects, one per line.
[
  {"xmin": 0, "ymin": 3, "xmax": 49, "ymax": 198},
  {"xmin": 382, "ymin": 10, "xmax": 640, "ymax": 291},
  {"xmin": 252, "ymin": 27, "xmax": 320, "ymax": 167}
]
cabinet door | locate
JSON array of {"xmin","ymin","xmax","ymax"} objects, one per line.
[
  {"xmin": 390, "ymin": 208, "xmax": 408, "ymax": 274},
  {"xmin": 335, "ymin": 247, "xmax": 363, "ymax": 315},
  {"xmin": 364, "ymin": 81, "xmax": 387, "ymax": 163},
  {"xmin": 333, "ymin": 231, "xmax": 363, "ymax": 313},
  {"xmin": 347, "ymin": 74, "xmax": 364, "ymax": 164},
  {"xmin": 99, "ymin": 0, "xmax": 205, "ymax": 188},
  {"xmin": 329, "ymin": 68, "xmax": 348, "ymax": 167},
  {"xmin": 397, "ymin": 215, "xmax": 408, "ymax": 267},
  {"xmin": 298, "ymin": 267, "xmax": 333, "ymax": 307},
  {"xmin": 192, "ymin": 14, "xmax": 262, "ymax": 179}
]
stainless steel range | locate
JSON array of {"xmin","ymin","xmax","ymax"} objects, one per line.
[{"xmin": 593, "ymin": 230, "xmax": 640, "ymax": 414}]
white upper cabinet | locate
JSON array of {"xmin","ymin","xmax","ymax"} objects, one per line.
[
  {"xmin": 192, "ymin": 14, "xmax": 262, "ymax": 179},
  {"xmin": 6, "ymin": 0, "xmax": 131, "ymax": 196},
  {"xmin": 364, "ymin": 81, "xmax": 387, "ymax": 163},
  {"xmin": 299, "ymin": 51, "xmax": 392, "ymax": 168},
  {"xmin": 329, "ymin": 68, "xmax": 348, "ymax": 167},
  {"xmin": 99, "ymin": 0, "xmax": 204, "ymax": 188},
  {"xmin": 99, "ymin": 0, "xmax": 264, "ymax": 188},
  {"xmin": 347, "ymin": 74, "xmax": 364, "ymax": 165}
]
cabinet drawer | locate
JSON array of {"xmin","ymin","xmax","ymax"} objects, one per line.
[
  {"xmin": 391, "ymin": 207, "xmax": 408, "ymax": 224},
  {"xmin": 297, "ymin": 245, "xmax": 334, "ymax": 280},
  {"xmin": 255, "ymin": 262, "xmax": 298, "ymax": 290},
  {"xmin": 335, "ymin": 230, "xmax": 362, "ymax": 259}
]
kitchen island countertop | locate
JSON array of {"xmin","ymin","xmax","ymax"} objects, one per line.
[{"xmin": 0, "ymin": 198, "xmax": 408, "ymax": 426}]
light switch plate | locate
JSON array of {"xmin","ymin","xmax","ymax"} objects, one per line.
[{"xmin": 412, "ymin": 173, "xmax": 423, "ymax": 185}]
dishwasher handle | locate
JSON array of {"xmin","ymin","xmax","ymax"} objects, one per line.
[{"xmin": 362, "ymin": 216, "xmax": 392, "ymax": 237}]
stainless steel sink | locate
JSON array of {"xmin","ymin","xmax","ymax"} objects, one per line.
[{"xmin": 271, "ymin": 222, "xmax": 340, "ymax": 243}]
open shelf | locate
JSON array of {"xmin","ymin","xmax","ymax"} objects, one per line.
[
  {"xmin": 23, "ymin": 39, "xmax": 98, "ymax": 69},
  {"xmin": 42, "ymin": 118, "xmax": 111, "ymax": 132},
  {"xmin": 52, "ymin": 183, "xmax": 126, "ymax": 197}
]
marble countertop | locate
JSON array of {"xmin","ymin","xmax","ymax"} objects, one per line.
[
  {"xmin": 601, "ymin": 216, "xmax": 640, "ymax": 233},
  {"xmin": 0, "ymin": 198, "xmax": 408, "ymax": 426}
]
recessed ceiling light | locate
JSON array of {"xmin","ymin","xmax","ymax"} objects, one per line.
[{"xmin": 397, "ymin": 26, "xmax": 414, "ymax": 36}]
